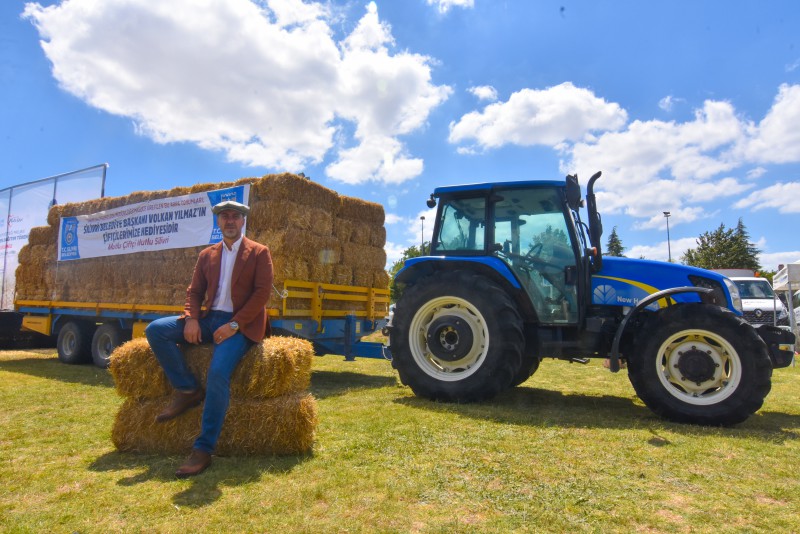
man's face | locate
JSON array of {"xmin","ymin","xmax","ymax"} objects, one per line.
[{"xmin": 217, "ymin": 210, "xmax": 245, "ymax": 240}]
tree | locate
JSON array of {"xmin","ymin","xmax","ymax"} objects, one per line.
[
  {"xmin": 606, "ymin": 226, "xmax": 625, "ymax": 257},
  {"xmin": 681, "ymin": 218, "xmax": 762, "ymax": 271},
  {"xmin": 389, "ymin": 243, "xmax": 428, "ymax": 302},
  {"xmin": 531, "ymin": 225, "xmax": 568, "ymax": 251}
]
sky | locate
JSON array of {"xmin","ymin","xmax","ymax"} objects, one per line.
[{"xmin": 3, "ymin": 0, "xmax": 800, "ymax": 271}]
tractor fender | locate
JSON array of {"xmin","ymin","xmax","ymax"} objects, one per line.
[
  {"xmin": 608, "ymin": 286, "xmax": 712, "ymax": 372},
  {"xmin": 395, "ymin": 257, "xmax": 538, "ymax": 322}
]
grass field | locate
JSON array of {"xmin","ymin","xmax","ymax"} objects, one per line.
[{"xmin": 1, "ymin": 348, "xmax": 800, "ymax": 533}]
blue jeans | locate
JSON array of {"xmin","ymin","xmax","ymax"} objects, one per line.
[{"xmin": 145, "ymin": 310, "xmax": 254, "ymax": 453}]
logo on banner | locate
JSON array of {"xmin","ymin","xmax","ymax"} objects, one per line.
[
  {"xmin": 60, "ymin": 217, "xmax": 80, "ymax": 260},
  {"xmin": 206, "ymin": 187, "xmax": 246, "ymax": 244}
]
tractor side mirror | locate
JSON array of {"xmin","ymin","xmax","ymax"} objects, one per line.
[{"xmin": 565, "ymin": 174, "xmax": 583, "ymax": 210}]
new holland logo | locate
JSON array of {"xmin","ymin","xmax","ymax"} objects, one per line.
[{"xmin": 593, "ymin": 284, "xmax": 616, "ymax": 305}]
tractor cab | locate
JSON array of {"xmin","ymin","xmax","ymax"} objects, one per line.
[{"xmin": 429, "ymin": 181, "xmax": 585, "ymax": 325}]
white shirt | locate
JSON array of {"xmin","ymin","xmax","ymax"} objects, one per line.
[{"xmin": 211, "ymin": 235, "xmax": 243, "ymax": 312}]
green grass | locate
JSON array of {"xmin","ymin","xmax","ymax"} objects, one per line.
[{"xmin": 2, "ymin": 349, "xmax": 800, "ymax": 533}]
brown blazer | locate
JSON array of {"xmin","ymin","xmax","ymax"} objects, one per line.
[{"xmin": 182, "ymin": 236, "xmax": 274, "ymax": 342}]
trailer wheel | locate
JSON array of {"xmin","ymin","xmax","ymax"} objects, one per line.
[
  {"xmin": 390, "ymin": 270, "xmax": 524, "ymax": 402},
  {"xmin": 57, "ymin": 321, "xmax": 93, "ymax": 365},
  {"xmin": 91, "ymin": 323, "xmax": 130, "ymax": 368},
  {"xmin": 627, "ymin": 303, "xmax": 772, "ymax": 426}
]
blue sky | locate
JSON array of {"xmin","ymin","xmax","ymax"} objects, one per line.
[{"xmin": 3, "ymin": 0, "xmax": 800, "ymax": 269}]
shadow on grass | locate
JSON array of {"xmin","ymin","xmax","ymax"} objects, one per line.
[
  {"xmin": 393, "ymin": 385, "xmax": 800, "ymax": 442},
  {"xmin": 310, "ymin": 370, "xmax": 396, "ymax": 399},
  {"xmin": 89, "ymin": 450, "xmax": 311, "ymax": 507},
  {"xmin": 0, "ymin": 357, "xmax": 114, "ymax": 387}
]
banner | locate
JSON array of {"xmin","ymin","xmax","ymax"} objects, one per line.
[{"xmin": 58, "ymin": 185, "xmax": 249, "ymax": 261}]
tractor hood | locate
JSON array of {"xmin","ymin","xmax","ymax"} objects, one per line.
[{"xmin": 591, "ymin": 256, "xmax": 737, "ymax": 312}]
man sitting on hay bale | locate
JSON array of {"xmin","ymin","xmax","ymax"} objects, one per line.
[{"xmin": 145, "ymin": 199, "xmax": 273, "ymax": 478}]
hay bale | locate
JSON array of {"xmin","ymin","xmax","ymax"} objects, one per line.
[
  {"xmin": 338, "ymin": 196, "xmax": 384, "ymax": 225},
  {"xmin": 248, "ymin": 200, "xmax": 334, "ymax": 236},
  {"xmin": 111, "ymin": 393, "xmax": 317, "ymax": 455},
  {"xmin": 251, "ymin": 172, "xmax": 339, "ymax": 212},
  {"xmin": 19, "ymin": 172, "xmax": 388, "ymax": 305},
  {"xmin": 28, "ymin": 226, "xmax": 57, "ymax": 246},
  {"xmin": 342, "ymin": 243, "xmax": 387, "ymax": 270},
  {"xmin": 109, "ymin": 336, "xmax": 314, "ymax": 401}
]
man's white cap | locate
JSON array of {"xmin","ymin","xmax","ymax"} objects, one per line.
[{"xmin": 211, "ymin": 200, "xmax": 250, "ymax": 216}]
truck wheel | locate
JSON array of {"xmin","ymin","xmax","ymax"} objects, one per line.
[
  {"xmin": 91, "ymin": 323, "xmax": 130, "ymax": 368},
  {"xmin": 57, "ymin": 321, "xmax": 93, "ymax": 365},
  {"xmin": 627, "ymin": 303, "xmax": 772, "ymax": 426},
  {"xmin": 390, "ymin": 270, "xmax": 524, "ymax": 402}
]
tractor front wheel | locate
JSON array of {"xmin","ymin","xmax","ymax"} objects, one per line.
[{"xmin": 627, "ymin": 303, "xmax": 772, "ymax": 426}]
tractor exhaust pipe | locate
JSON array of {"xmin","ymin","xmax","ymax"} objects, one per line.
[{"xmin": 586, "ymin": 171, "xmax": 603, "ymax": 272}]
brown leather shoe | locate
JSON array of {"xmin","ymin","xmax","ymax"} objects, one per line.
[
  {"xmin": 155, "ymin": 388, "xmax": 205, "ymax": 423},
  {"xmin": 175, "ymin": 449, "xmax": 212, "ymax": 478}
]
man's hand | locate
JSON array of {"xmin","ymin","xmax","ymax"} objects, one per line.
[
  {"xmin": 183, "ymin": 317, "xmax": 202, "ymax": 344},
  {"xmin": 213, "ymin": 323, "xmax": 238, "ymax": 345}
]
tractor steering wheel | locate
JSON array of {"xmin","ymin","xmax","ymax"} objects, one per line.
[{"xmin": 525, "ymin": 242, "xmax": 544, "ymax": 260}]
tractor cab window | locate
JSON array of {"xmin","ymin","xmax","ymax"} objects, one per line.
[
  {"xmin": 434, "ymin": 196, "xmax": 486, "ymax": 252},
  {"xmin": 493, "ymin": 187, "xmax": 579, "ymax": 324}
]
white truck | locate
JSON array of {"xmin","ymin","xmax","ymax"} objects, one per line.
[{"xmin": 712, "ymin": 269, "xmax": 788, "ymax": 327}]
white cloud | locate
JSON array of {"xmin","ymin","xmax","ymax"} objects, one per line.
[
  {"xmin": 447, "ymin": 80, "xmax": 800, "ymax": 239},
  {"xmin": 733, "ymin": 182, "xmax": 800, "ymax": 213},
  {"xmin": 761, "ymin": 251, "xmax": 800, "ymax": 271},
  {"xmin": 426, "ymin": 0, "xmax": 475, "ymax": 14},
  {"xmin": 384, "ymin": 213, "xmax": 403, "ymax": 224},
  {"xmin": 23, "ymin": 0, "xmax": 450, "ymax": 185},
  {"xmin": 469, "ymin": 85, "xmax": 498, "ymax": 102},
  {"xmin": 738, "ymin": 84, "xmax": 800, "ymax": 164},
  {"xmin": 449, "ymin": 82, "xmax": 628, "ymax": 150},
  {"xmin": 384, "ymin": 241, "xmax": 407, "ymax": 267},
  {"xmin": 627, "ymin": 237, "xmax": 700, "ymax": 262}
]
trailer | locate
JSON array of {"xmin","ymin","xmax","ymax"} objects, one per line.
[
  {"xmin": 0, "ymin": 164, "xmax": 107, "ymax": 348},
  {"xmin": 17, "ymin": 278, "xmax": 390, "ymax": 367}
]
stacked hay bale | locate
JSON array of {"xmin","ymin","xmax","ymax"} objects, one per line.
[
  {"xmin": 109, "ymin": 336, "xmax": 317, "ymax": 455},
  {"xmin": 15, "ymin": 173, "xmax": 389, "ymax": 314}
]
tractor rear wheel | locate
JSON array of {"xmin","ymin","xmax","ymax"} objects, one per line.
[
  {"xmin": 390, "ymin": 271, "xmax": 524, "ymax": 402},
  {"xmin": 627, "ymin": 303, "xmax": 772, "ymax": 426}
]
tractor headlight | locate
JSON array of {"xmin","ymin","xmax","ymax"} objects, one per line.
[{"xmin": 723, "ymin": 278, "xmax": 743, "ymax": 312}]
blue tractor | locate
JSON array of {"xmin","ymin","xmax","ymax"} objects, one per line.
[{"xmin": 388, "ymin": 172, "xmax": 795, "ymax": 425}]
